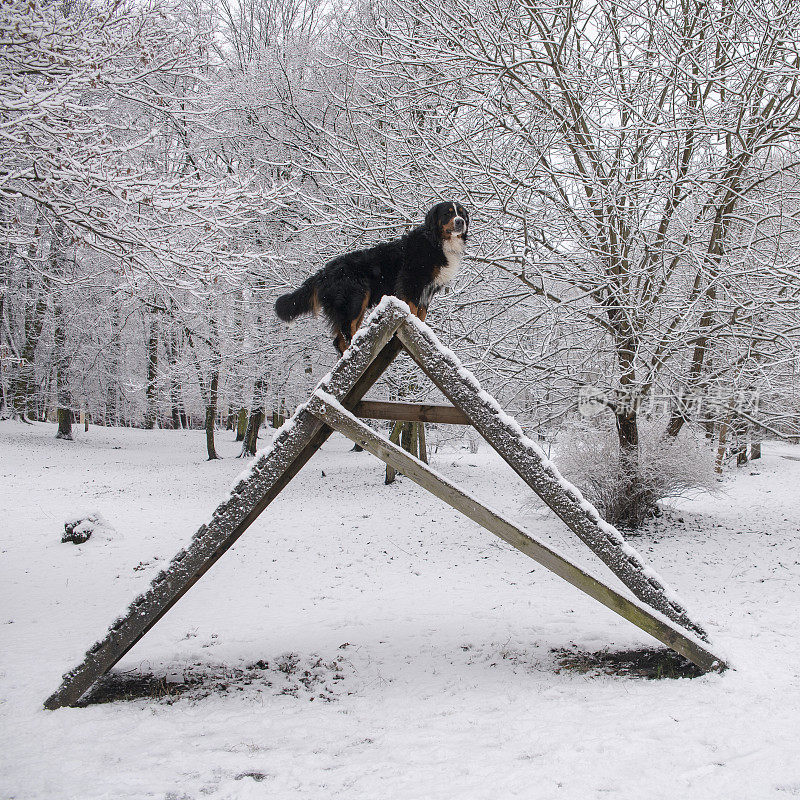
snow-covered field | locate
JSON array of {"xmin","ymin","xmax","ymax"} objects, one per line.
[{"xmin": 2, "ymin": 419, "xmax": 799, "ymax": 799}]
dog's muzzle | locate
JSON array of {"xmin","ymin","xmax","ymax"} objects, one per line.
[{"xmin": 453, "ymin": 217, "xmax": 466, "ymax": 235}]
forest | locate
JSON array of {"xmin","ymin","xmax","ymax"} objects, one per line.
[
  {"xmin": 4, "ymin": 1, "xmax": 800, "ymax": 797},
  {"xmin": 2, "ymin": 0, "xmax": 800, "ymax": 520}
]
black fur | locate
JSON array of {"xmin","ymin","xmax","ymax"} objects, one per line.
[
  {"xmin": 274, "ymin": 280, "xmax": 315, "ymax": 322},
  {"xmin": 275, "ymin": 202, "xmax": 469, "ymax": 352}
]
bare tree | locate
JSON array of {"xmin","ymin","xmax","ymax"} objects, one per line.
[{"xmin": 319, "ymin": 0, "xmax": 800, "ymax": 522}]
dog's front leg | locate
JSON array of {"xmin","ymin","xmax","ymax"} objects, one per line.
[
  {"xmin": 333, "ymin": 329, "xmax": 350, "ymax": 354},
  {"xmin": 406, "ymin": 302, "xmax": 427, "ymax": 322}
]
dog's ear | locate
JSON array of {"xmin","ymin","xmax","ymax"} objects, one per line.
[{"xmin": 424, "ymin": 204, "xmax": 441, "ymax": 244}]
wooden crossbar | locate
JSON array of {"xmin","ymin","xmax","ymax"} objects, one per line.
[
  {"xmin": 307, "ymin": 390, "xmax": 726, "ymax": 672},
  {"xmin": 355, "ymin": 400, "xmax": 470, "ymax": 425}
]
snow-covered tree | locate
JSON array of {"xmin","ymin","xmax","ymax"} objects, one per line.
[{"xmin": 320, "ymin": 0, "xmax": 800, "ymax": 521}]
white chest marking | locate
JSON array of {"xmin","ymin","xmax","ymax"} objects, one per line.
[
  {"xmin": 420, "ymin": 236, "xmax": 464, "ymax": 307},
  {"xmin": 438, "ymin": 236, "xmax": 465, "ymax": 287}
]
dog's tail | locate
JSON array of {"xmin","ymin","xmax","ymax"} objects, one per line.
[{"xmin": 275, "ymin": 277, "xmax": 319, "ymax": 322}]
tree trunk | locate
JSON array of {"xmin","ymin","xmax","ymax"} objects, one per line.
[
  {"xmin": 204, "ymin": 315, "xmax": 222, "ymax": 460},
  {"xmin": 666, "ymin": 214, "xmax": 727, "ymax": 440},
  {"xmin": 0, "ymin": 206, "xmax": 10, "ymax": 417},
  {"xmin": 716, "ymin": 417, "xmax": 730, "ymax": 474},
  {"xmin": 0, "ymin": 360, "xmax": 6, "ymax": 417},
  {"xmin": 143, "ymin": 311, "xmax": 158, "ymax": 429},
  {"xmin": 9, "ymin": 237, "xmax": 46, "ymax": 422},
  {"xmin": 733, "ymin": 417, "xmax": 749, "ymax": 467},
  {"xmin": 205, "ymin": 370, "xmax": 220, "ymax": 460},
  {"xmin": 171, "ymin": 400, "xmax": 182, "ymax": 429},
  {"xmin": 0, "ymin": 277, "xmax": 7, "ymax": 419},
  {"xmin": 166, "ymin": 319, "xmax": 184, "ymax": 429},
  {"xmin": 272, "ymin": 398, "xmax": 288, "ymax": 428},
  {"xmin": 239, "ymin": 372, "xmax": 267, "ymax": 458},
  {"xmin": 52, "ymin": 223, "xmax": 72, "ymax": 440},
  {"xmin": 11, "ymin": 353, "xmax": 38, "ymax": 422},
  {"xmin": 228, "ymin": 287, "xmax": 249, "ymax": 438},
  {"xmin": 616, "ymin": 410, "xmax": 639, "ymax": 481},
  {"xmin": 105, "ymin": 305, "xmax": 121, "ymax": 427},
  {"xmin": 665, "ymin": 393, "xmax": 688, "ymax": 438},
  {"xmin": 56, "ymin": 407, "xmax": 73, "ymax": 440},
  {"xmin": 235, "ymin": 407, "xmax": 247, "ymax": 441},
  {"xmin": 611, "ymin": 331, "xmax": 651, "ymax": 526},
  {"xmin": 240, "ymin": 408, "xmax": 263, "ymax": 457},
  {"xmin": 614, "ymin": 409, "xmax": 658, "ymax": 528}
]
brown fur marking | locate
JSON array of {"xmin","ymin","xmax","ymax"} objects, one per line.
[
  {"xmin": 334, "ymin": 329, "xmax": 349, "ymax": 354},
  {"xmin": 350, "ymin": 292, "xmax": 371, "ymax": 338}
]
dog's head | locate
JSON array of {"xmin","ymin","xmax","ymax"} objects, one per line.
[{"xmin": 424, "ymin": 202, "xmax": 469, "ymax": 245}]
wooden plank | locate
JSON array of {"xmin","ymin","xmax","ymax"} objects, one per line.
[
  {"xmin": 396, "ymin": 319, "xmax": 710, "ymax": 640},
  {"xmin": 43, "ymin": 303, "xmax": 408, "ymax": 709},
  {"xmin": 307, "ymin": 391, "xmax": 726, "ymax": 672},
  {"xmin": 355, "ymin": 400, "xmax": 470, "ymax": 425}
]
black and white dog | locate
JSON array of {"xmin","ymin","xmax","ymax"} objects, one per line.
[{"xmin": 274, "ymin": 202, "xmax": 469, "ymax": 352}]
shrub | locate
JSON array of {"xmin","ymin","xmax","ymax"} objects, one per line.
[{"xmin": 552, "ymin": 419, "xmax": 718, "ymax": 530}]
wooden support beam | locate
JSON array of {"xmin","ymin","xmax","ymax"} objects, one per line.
[
  {"xmin": 307, "ymin": 391, "xmax": 726, "ymax": 673},
  {"xmin": 396, "ymin": 318, "xmax": 710, "ymax": 640},
  {"xmin": 43, "ymin": 298, "xmax": 726, "ymax": 709},
  {"xmin": 43, "ymin": 304, "xmax": 408, "ymax": 709},
  {"xmin": 355, "ymin": 400, "xmax": 470, "ymax": 425}
]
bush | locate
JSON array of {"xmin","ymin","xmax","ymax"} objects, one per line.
[{"xmin": 552, "ymin": 419, "xmax": 717, "ymax": 530}]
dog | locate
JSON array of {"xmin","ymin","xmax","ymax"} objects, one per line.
[{"xmin": 274, "ymin": 202, "xmax": 469, "ymax": 352}]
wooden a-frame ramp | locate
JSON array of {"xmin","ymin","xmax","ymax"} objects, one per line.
[{"xmin": 45, "ymin": 299, "xmax": 726, "ymax": 709}]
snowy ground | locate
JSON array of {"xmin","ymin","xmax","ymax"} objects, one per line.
[{"xmin": 1, "ymin": 419, "xmax": 799, "ymax": 799}]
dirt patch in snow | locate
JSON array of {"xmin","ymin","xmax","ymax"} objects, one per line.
[
  {"xmin": 552, "ymin": 646, "xmax": 707, "ymax": 679},
  {"xmin": 79, "ymin": 652, "xmax": 353, "ymax": 706}
]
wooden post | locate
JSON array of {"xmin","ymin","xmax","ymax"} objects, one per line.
[
  {"xmin": 418, "ymin": 421, "xmax": 428, "ymax": 464},
  {"xmin": 385, "ymin": 420, "xmax": 404, "ymax": 485},
  {"xmin": 401, "ymin": 421, "xmax": 415, "ymax": 458},
  {"xmin": 307, "ymin": 392, "xmax": 726, "ymax": 673}
]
